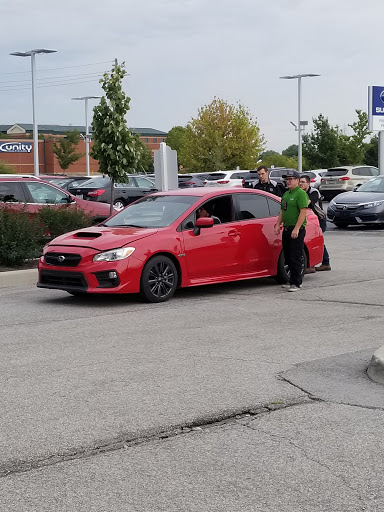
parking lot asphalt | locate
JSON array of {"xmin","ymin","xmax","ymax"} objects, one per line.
[{"xmin": 1, "ymin": 225, "xmax": 384, "ymax": 510}]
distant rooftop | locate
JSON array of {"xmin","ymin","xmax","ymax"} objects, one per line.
[{"xmin": 0, "ymin": 123, "xmax": 167, "ymax": 137}]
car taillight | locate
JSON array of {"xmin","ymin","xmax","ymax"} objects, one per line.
[
  {"xmin": 321, "ymin": 178, "xmax": 325, "ymax": 182},
  {"xmin": 242, "ymin": 179, "xmax": 245, "ymax": 185},
  {"xmin": 310, "ymin": 178, "xmax": 316, "ymax": 182},
  {"xmin": 217, "ymin": 180, "xmax": 230, "ymax": 184},
  {"xmin": 87, "ymin": 189, "xmax": 106, "ymax": 196},
  {"xmin": 183, "ymin": 181, "xmax": 193, "ymax": 185},
  {"xmin": 338, "ymin": 176, "xmax": 350, "ymax": 181}
]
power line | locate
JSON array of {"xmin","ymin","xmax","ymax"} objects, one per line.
[
  {"xmin": 0, "ymin": 78, "xmax": 105, "ymax": 92},
  {"xmin": 0, "ymin": 71, "xmax": 105, "ymax": 85},
  {"xmin": 0, "ymin": 60, "xmax": 114, "ymax": 76}
]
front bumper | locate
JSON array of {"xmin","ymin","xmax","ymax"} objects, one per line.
[
  {"xmin": 37, "ymin": 247, "xmax": 142, "ymax": 294},
  {"xmin": 327, "ymin": 205, "xmax": 384, "ymax": 225}
]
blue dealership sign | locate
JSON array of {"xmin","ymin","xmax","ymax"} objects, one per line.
[
  {"xmin": 368, "ymin": 86, "xmax": 384, "ymax": 131},
  {"xmin": 0, "ymin": 142, "xmax": 33, "ymax": 153}
]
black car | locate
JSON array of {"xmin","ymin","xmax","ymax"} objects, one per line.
[
  {"xmin": 178, "ymin": 175, "xmax": 205, "ymax": 188},
  {"xmin": 243, "ymin": 167, "xmax": 293, "ymax": 195},
  {"xmin": 327, "ymin": 175, "xmax": 384, "ymax": 228},
  {"xmin": 42, "ymin": 176, "xmax": 93, "ymax": 191},
  {"xmin": 68, "ymin": 175, "xmax": 157, "ymax": 211}
]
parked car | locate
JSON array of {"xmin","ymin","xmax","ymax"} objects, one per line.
[
  {"xmin": 37, "ymin": 188, "xmax": 323, "ymax": 302},
  {"xmin": 303, "ymin": 170, "xmax": 327, "ymax": 189},
  {"xmin": 319, "ymin": 166, "xmax": 379, "ymax": 200},
  {"xmin": 243, "ymin": 167, "xmax": 293, "ymax": 195},
  {"xmin": 42, "ymin": 176, "xmax": 94, "ymax": 191},
  {"xmin": 68, "ymin": 175, "xmax": 157, "ymax": 211},
  {"xmin": 327, "ymin": 175, "xmax": 384, "ymax": 228},
  {"xmin": 203, "ymin": 170, "xmax": 250, "ymax": 187},
  {"xmin": 0, "ymin": 177, "xmax": 111, "ymax": 222},
  {"xmin": 178, "ymin": 175, "xmax": 205, "ymax": 188}
]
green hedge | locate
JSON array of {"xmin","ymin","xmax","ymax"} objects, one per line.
[{"xmin": 0, "ymin": 205, "xmax": 93, "ymax": 266}]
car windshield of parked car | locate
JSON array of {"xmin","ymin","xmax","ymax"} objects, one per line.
[
  {"xmin": 76, "ymin": 177, "xmax": 110, "ymax": 188},
  {"xmin": 104, "ymin": 195, "xmax": 198, "ymax": 228},
  {"xmin": 358, "ymin": 177, "xmax": 384, "ymax": 193}
]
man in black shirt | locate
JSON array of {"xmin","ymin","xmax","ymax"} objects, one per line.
[{"xmin": 253, "ymin": 165, "xmax": 281, "ymax": 197}]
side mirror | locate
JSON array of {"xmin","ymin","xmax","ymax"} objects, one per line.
[{"xmin": 193, "ymin": 216, "xmax": 214, "ymax": 235}]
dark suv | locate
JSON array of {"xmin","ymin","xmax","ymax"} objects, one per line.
[{"xmin": 68, "ymin": 175, "xmax": 157, "ymax": 211}]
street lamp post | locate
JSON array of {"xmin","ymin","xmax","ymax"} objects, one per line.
[
  {"xmin": 72, "ymin": 96, "xmax": 101, "ymax": 176},
  {"xmin": 280, "ymin": 73, "xmax": 320, "ymax": 174},
  {"xmin": 10, "ymin": 49, "xmax": 57, "ymax": 177}
]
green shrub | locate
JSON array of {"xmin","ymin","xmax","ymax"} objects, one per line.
[
  {"xmin": 0, "ymin": 206, "xmax": 44, "ymax": 266},
  {"xmin": 37, "ymin": 205, "xmax": 93, "ymax": 240},
  {"xmin": 0, "ymin": 161, "xmax": 16, "ymax": 174}
]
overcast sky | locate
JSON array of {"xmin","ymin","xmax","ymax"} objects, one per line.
[{"xmin": 1, "ymin": 0, "xmax": 382, "ymax": 152}]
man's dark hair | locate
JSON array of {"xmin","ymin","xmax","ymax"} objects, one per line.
[
  {"xmin": 257, "ymin": 165, "xmax": 269, "ymax": 172},
  {"xmin": 300, "ymin": 175, "xmax": 311, "ymax": 183}
]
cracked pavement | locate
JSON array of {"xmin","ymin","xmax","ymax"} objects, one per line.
[{"xmin": 1, "ymin": 226, "xmax": 384, "ymax": 511}]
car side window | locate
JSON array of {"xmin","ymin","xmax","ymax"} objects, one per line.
[
  {"xmin": 115, "ymin": 178, "xmax": 135, "ymax": 188},
  {"xmin": 0, "ymin": 182, "xmax": 26, "ymax": 203},
  {"xmin": 24, "ymin": 182, "xmax": 69, "ymax": 204},
  {"xmin": 267, "ymin": 198, "xmax": 281, "ymax": 217},
  {"xmin": 370, "ymin": 167, "xmax": 379, "ymax": 176},
  {"xmin": 179, "ymin": 195, "xmax": 234, "ymax": 230},
  {"xmin": 352, "ymin": 167, "xmax": 366, "ymax": 176},
  {"xmin": 135, "ymin": 177, "xmax": 155, "ymax": 189},
  {"xmin": 237, "ymin": 194, "xmax": 270, "ymax": 220}
]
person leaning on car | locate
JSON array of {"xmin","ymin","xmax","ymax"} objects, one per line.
[
  {"xmin": 299, "ymin": 175, "xmax": 331, "ymax": 272},
  {"xmin": 274, "ymin": 170, "xmax": 309, "ymax": 292},
  {"xmin": 253, "ymin": 165, "xmax": 282, "ymax": 197}
]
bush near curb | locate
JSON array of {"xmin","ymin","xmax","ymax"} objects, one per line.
[{"xmin": 0, "ymin": 205, "xmax": 94, "ymax": 266}]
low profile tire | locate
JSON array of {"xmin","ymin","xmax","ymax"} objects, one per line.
[
  {"xmin": 274, "ymin": 250, "xmax": 307, "ymax": 284},
  {"xmin": 334, "ymin": 222, "xmax": 349, "ymax": 229},
  {"xmin": 140, "ymin": 255, "xmax": 178, "ymax": 303},
  {"xmin": 113, "ymin": 199, "xmax": 126, "ymax": 211}
]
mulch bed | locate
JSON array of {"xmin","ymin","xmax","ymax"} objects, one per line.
[{"xmin": 0, "ymin": 260, "xmax": 39, "ymax": 272}]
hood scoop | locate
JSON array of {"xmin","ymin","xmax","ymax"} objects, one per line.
[{"xmin": 75, "ymin": 232, "xmax": 102, "ymax": 238}]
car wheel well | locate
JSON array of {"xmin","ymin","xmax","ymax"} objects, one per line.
[{"xmin": 143, "ymin": 252, "xmax": 182, "ymax": 287}]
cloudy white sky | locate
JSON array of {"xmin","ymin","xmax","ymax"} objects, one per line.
[{"xmin": 1, "ymin": 0, "xmax": 382, "ymax": 151}]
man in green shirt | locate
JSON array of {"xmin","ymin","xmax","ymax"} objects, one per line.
[{"xmin": 274, "ymin": 170, "xmax": 308, "ymax": 292}]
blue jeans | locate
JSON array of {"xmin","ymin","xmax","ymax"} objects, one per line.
[{"xmin": 319, "ymin": 218, "xmax": 330, "ymax": 265}]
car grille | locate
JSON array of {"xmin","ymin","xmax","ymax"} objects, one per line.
[
  {"xmin": 334, "ymin": 204, "xmax": 359, "ymax": 212},
  {"xmin": 45, "ymin": 252, "xmax": 82, "ymax": 267},
  {"xmin": 38, "ymin": 270, "xmax": 87, "ymax": 290}
]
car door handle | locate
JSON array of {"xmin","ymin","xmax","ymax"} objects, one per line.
[{"xmin": 228, "ymin": 229, "xmax": 239, "ymax": 237}]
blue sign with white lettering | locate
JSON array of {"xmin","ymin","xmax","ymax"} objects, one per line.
[
  {"xmin": 0, "ymin": 142, "xmax": 33, "ymax": 153},
  {"xmin": 371, "ymin": 86, "xmax": 384, "ymax": 115},
  {"xmin": 368, "ymin": 86, "xmax": 384, "ymax": 131}
]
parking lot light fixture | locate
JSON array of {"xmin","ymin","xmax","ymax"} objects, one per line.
[
  {"xmin": 72, "ymin": 96, "xmax": 102, "ymax": 177},
  {"xmin": 10, "ymin": 49, "xmax": 57, "ymax": 177},
  {"xmin": 280, "ymin": 73, "xmax": 320, "ymax": 174}
]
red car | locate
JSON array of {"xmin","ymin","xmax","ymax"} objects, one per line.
[
  {"xmin": 37, "ymin": 188, "xmax": 324, "ymax": 302},
  {"xmin": 0, "ymin": 176, "xmax": 111, "ymax": 222}
]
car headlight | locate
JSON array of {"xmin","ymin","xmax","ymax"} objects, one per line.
[
  {"xmin": 329, "ymin": 199, "xmax": 336, "ymax": 207},
  {"xmin": 363, "ymin": 200, "xmax": 384, "ymax": 209},
  {"xmin": 93, "ymin": 247, "xmax": 135, "ymax": 262}
]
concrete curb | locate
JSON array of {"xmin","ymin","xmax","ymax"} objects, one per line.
[
  {"xmin": 0, "ymin": 269, "xmax": 38, "ymax": 288},
  {"xmin": 367, "ymin": 345, "xmax": 384, "ymax": 385}
]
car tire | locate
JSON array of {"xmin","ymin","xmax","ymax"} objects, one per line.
[
  {"xmin": 274, "ymin": 250, "xmax": 307, "ymax": 284},
  {"xmin": 113, "ymin": 199, "xmax": 126, "ymax": 211},
  {"xmin": 140, "ymin": 255, "xmax": 178, "ymax": 303},
  {"xmin": 334, "ymin": 222, "xmax": 349, "ymax": 228}
]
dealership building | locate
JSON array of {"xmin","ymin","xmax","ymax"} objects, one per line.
[{"xmin": 0, "ymin": 124, "xmax": 167, "ymax": 174}]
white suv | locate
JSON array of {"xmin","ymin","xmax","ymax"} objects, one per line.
[
  {"xmin": 203, "ymin": 170, "xmax": 250, "ymax": 187},
  {"xmin": 319, "ymin": 166, "xmax": 379, "ymax": 199}
]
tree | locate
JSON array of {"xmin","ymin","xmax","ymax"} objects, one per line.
[
  {"xmin": 166, "ymin": 126, "xmax": 188, "ymax": 167},
  {"xmin": 282, "ymin": 144, "xmax": 298, "ymax": 158},
  {"xmin": 302, "ymin": 114, "xmax": 340, "ymax": 169},
  {"xmin": 134, "ymin": 135, "xmax": 154, "ymax": 173},
  {"xmin": 91, "ymin": 62, "xmax": 142, "ymax": 214},
  {"xmin": 0, "ymin": 161, "xmax": 16, "ymax": 174},
  {"xmin": 181, "ymin": 98, "xmax": 265, "ymax": 171},
  {"xmin": 260, "ymin": 153, "xmax": 298, "ymax": 170},
  {"xmin": 344, "ymin": 110, "xmax": 370, "ymax": 165},
  {"xmin": 53, "ymin": 130, "xmax": 84, "ymax": 170},
  {"xmin": 364, "ymin": 135, "xmax": 378, "ymax": 167}
]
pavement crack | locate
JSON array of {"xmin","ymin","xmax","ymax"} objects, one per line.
[{"xmin": 0, "ymin": 397, "xmax": 310, "ymax": 479}]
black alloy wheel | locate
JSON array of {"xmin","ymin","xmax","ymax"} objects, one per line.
[
  {"xmin": 274, "ymin": 250, "xmax": 307, "ymax": 284},
  {"xmin": 140, "ymin": 255, "xmax": 178, "ymax": 303}
]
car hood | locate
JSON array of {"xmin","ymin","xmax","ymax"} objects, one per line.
[
  {"xmin": 332, "ymin": 191, "xmax": 384, "ymax": 204},
  {"xmin": 48, "ymin": 226, "xmax": 158, "ymax": 251}
]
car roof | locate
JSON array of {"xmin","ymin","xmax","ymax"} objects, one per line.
[
  {"xmin": 149, "ymin": 187, "xmax": 279, "ymax": 199},
  {"xmin": 0, "ymin": 176, "xmax": 41, "ymax": 181}
]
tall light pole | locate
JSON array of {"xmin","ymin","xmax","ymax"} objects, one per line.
[
  {"xmin": 72, "ymin": 96, "xmax": 101, "ymax": 176},
  {"xmin": 280, "ymin": 73, "xmax": 320, "ymax": 174},
  {"xmin": 10, "ymin": 49, "xmax": 57, "ymax": 177}
]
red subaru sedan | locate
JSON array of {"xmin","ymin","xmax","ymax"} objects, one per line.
[{"xmin": 37, "ymin": 188, "xmax": 324, "ymax": 302}]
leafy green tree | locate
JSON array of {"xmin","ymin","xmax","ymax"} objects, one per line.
[
  {"xmin": 364, "ymin": 135, "xmax": 378, "ymax": 167},
  {"xmin": 134, "ymin": 135, "xmax": 154, "ymax": 173},
  {"xmin": 166, "ymin": 126, "xmax": 187, "ymax": 167},
  {"xmin": 260, "ymin": 153, "xmax": 298, "ymax": 170},
  {"xmin": 182, "ymin": 98, "xmax": 265, "ymax": 171},
  {"xmin": 53, "ymin": 130, "xmax": 84, "ymax": 170},
  {"xmin": 91, "ymin": 62, "xmax": 142, "ymax": 214},
  {"xmin": 344, "ymin": 110, "xmax": 370, "ymax": 165},
  {"xmin": 302, "ymin": 114, "xmax": 340, "ymax": 169},
  {"xmin": 282, "ymin": 144, "xmax": 298, "ymax": 158},
  {"xmin": 0, "ymin": 161, "xmax": 16, "ymax": 174}
]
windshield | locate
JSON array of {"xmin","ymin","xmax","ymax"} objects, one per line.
[
  {"xmin": 358, "ymin": 177, "xmax": 384, "ymax": 193},
  {"xmin": 104, "ymin": 195, "xmax": 198, "ymax": 228}
]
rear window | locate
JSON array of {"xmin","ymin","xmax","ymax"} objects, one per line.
[
  {"xmin": 304, "ymin": 172, "xmax": 315, "ymax": 178},
  {"xmin": 229, "ymin": 172, "xmax": 248, "ymax": 179},
  {"xmin": 75, "ymin": 177, "xmax": 110, "ymax": 187},
  {"xmin": 205, "ymin": 173, "xmax": 226, "ymax": 181},
  {"xmin": 325, "ymin": 169, "xmax": 348, "ymax": 177}
]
